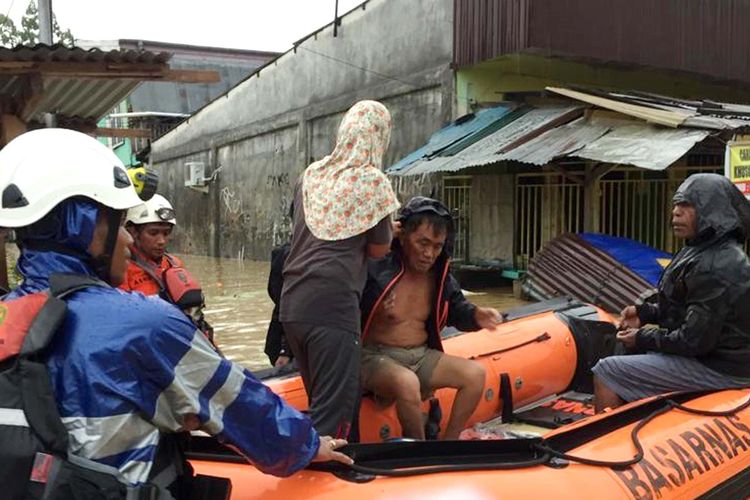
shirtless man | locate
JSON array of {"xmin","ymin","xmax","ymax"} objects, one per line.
[{"xmin": 360, "ymin": 197, "xmax": 503, "ymax": 439}]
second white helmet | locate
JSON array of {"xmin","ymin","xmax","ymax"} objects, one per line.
[{"xmin": 126, "ymin": 194, "xmax": 177, "ymax": 226}]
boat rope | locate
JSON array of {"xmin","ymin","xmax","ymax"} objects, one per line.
[
  {"xmin": 533, "ymin": 393, "xmax": 750, "ymax": 469},
  {"xmin": 533, "ymin": 404, "xmax": 671, "ymax": 469},
  {"xmin": 469, "ymin": 332, "xmax": 551, "ymax": 360}
]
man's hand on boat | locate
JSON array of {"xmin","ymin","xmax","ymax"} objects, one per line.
[
  {"xmin": 616, "ymin": 328, "xmax": 638, "ymax": 349},
  {"xmin": 475, "ymin": 306, "xmax": 504, "ymax": 330},
  {"xmin": 618, "ymin": 305, "xmax": 641, "ymax": 330},
  {"xmin": 313, "ymin": 436, "xmax": 354, "ymax": 465}
]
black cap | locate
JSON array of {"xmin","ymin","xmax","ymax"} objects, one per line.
[{"xmin": 397, "ymin": 196, "xmax": 452, "ymax": 223}]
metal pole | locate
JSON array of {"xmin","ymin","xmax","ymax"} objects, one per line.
[
  {"xmin": 37, "ymin": 0, "xmax": 53, "ymax": 44},
  {"xmin": 333, "ymin": 0, "xmax": 339, "ymax": 37},
  {"xmin": 39, "ymin": 0, "xmax": 57, "ymax": 129}
]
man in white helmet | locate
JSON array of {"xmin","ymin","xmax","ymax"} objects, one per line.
[
  {"xmin": 119, "ymin": 194, "xmax": 215, "ymax": 343},
  {"xmin": 0, "ymin": 129, "xmax": 351, "ymax": 498},
  {"xmin": 120, "ymin": 193, "xmax": 180, "ymax": 296}
]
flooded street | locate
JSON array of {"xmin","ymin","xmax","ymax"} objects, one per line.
[
  {"xmin": 179, "ymin": 255, "xmax": 276, "ymax": 371},
  {"xmin": 181, "ymin": 254, "xmax": 529, "ymax": 371}
]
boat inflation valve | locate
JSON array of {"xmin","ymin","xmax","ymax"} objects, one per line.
[
  {"xmin": 127, "ymin": 165, "xmax": 158, "ymax": 201},
  {"xmin": 379, "ymin": 424, "xmax": 391, "ymax": 441}
]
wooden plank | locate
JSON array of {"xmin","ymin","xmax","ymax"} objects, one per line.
[
  {"xmin": 96, "ymin": 127, "xmax": 152, "ymax": 138},
  {"xmin": 1, "ymin": 113, "xmax": 27, "ymax": 146},
  {"xmin": 161, "ymin": 69, "xmax": 221, "ymax": 83},
  {"xmin": 19, "ymin": 73, "xmax": 44, "ymax": 122}
]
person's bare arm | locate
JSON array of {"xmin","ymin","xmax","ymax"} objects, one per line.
[
  {"xmin": 365, "ymin": 217, "xmax": 396, "ymax": 259},
  {"xmin": 367, "ymin": 243, "xmax": 390, "ymax": 259}
]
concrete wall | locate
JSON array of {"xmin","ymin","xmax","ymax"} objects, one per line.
[
  {"xmin": 469, "ymin": 173, "xmax": 514, "ymax": 265},
  {"xmin": 152, "ymin": 0, "xmax": 455, "ymax": 259}
]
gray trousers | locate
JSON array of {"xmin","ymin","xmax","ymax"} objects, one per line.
[{"xmin": 282, "ymin": 321, "xmax": 361, "ymax": 439}]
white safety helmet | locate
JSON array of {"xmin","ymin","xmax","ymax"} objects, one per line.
[
  {"xmin": 0, "ymin": 128, "xmax": 142, "ymax": 228},
  {"xmin": 126, "ymin": 194, "xmax": 176, "ymax": 226}
]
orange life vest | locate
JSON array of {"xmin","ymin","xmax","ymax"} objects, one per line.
[{"xmin": 119, "ymin": 249, "xmax": 185, "ymax": 297}]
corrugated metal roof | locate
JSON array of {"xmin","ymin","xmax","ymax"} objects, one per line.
[
  {"xmin": 524, "ymin": 233, "xmax": 655, "ymax": 313},
  {"xmin": 39, "ymin": 76, "xmax": 138, "ymax": 121},
  {"xmin": 548, "ymin": 86, "xmax": 750, "ymax": 130},
  {"xmin": 0, "ymin": 44, "xmax": 174, "ymax": 124},
  {"xmin": 574, "ymin": 121, "xmax": 710, "ymax": 171},
  {"xmin": 498, "ymin": 116, "xmax": 609, "ymax": 166},
  {"xmin": 388, "ymin": 105, "xmax": 515, "ymax": 174},
  {"xmin": 438, "ymin": 107, "xmax": 528, "ymax": 157},
  {"xmin": 390, "ymin": 86, "xmax": 750, "ymax": 176},
  {"xmin": 0, "ymin": 43, "xmax": 171, "ymax": 64},
  {"xmin": 443, "ymin": 105, "xmax": 583, "ymax": 171},
  {"xmin": 391, "ymin": 105, "xmax": 582, "ymax": 175}
]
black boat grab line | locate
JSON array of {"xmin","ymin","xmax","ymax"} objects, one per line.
[
  {"xmin": 184, "ymin": 389, "xmax": 750, "ymax": 481},
  {"xmin": 469, "ymin": 332, "xmax": 551, "ymax": 360},
  {"xmin": 345, "ymin": 452, "xmax": 552, "ymax": 478},
  {"xmin": 305, "ymin": 389, "xmax": 750, "ymax": 480}
]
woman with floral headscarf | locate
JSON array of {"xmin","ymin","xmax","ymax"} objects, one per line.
[{"xmin": 280, "ymin": 100, "xmax": 400, "ymax": 439}]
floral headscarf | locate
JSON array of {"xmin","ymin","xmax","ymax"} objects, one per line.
[{"xmin": 302, "ymin": 100, "xmax": 400, "ymax": 241}]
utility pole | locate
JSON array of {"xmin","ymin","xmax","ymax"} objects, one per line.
[
  {"xmin": 37, "ymin": 0, "xmax": 56, "ymax": 128},
  {"xmin": 333, "ymin": 0, "xmax": 340, "ymax": 37},
  {"xmin": 37, "ymin": 0, "xmax": 53, "ymax": 44}
]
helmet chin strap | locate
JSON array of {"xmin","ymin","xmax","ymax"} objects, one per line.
[{"xmin": 91, "ymin": 207, "xmax": 123, "ymax": 284}]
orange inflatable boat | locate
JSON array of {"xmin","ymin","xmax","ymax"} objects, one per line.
[
  {"xmin": 186, "ymin": 298, "xmax": 750, "ymax": 498},
  {"xmin": 254, "ymin": 297, "xmax": 616, "ymax": 442}
]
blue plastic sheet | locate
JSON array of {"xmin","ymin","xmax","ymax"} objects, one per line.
[{"xmin": 579, "ymin": 233, "xmax": 672, "ymax": 286}]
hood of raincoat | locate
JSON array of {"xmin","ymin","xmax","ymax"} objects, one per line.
[
  {"xmin": 673, "ymin": 173, "xmax": 750, "ymax": 244},
  {"xmin": 12, "ymin": 198, "xmax": 100, "ymax": 294}
]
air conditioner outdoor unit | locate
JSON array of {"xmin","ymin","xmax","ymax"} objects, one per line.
[{"xmin": 184, "ymin": 162, "xmax": 207, "ymax": 188}]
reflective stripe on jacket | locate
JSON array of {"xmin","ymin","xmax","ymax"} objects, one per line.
[{"xmin": 10, "ymin": 249, "xmax": 320, "ymax": 485}]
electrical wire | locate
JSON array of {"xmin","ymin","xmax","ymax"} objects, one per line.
[
  {"xmin": 296, "ymin": 45, "xmax": 422, "ymax": 89},
  {"xmin": 294, "ymin": 45, "xmax": 477, "ymax": 104}
]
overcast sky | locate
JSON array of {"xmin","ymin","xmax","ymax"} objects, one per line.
[{"xmin": 2, "ymin": 0, "xmax": 364, "ymax": 52}]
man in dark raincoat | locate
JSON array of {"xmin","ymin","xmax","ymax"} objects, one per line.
[{"xmin": 593, "ymin": 174, "xmax": 750, "ymax": 412}]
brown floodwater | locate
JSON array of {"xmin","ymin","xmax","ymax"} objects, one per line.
[{"xmin": 180, "ymin": 254, "xmax": 529, "ymax": 371}]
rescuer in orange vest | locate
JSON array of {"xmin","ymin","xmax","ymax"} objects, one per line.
[{"xmin": 120, "ymin": 194, "xmax": 214, "ymax": 342}]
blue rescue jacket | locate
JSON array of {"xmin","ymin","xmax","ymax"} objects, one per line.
[{"xmin": 8, "ymin": 246, "xmax": 320, "ymax": 486}]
